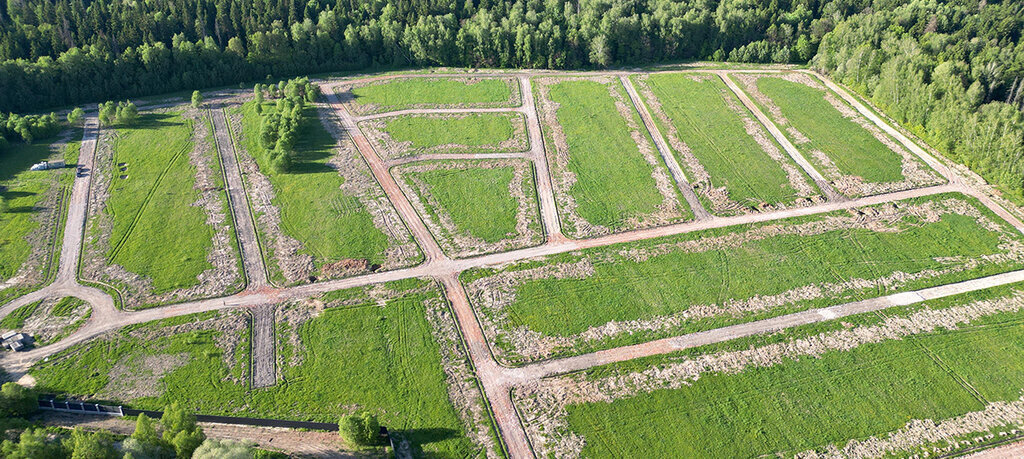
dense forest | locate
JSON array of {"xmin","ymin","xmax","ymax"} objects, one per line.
[
  {"xmin": 0, "ymin": 0, "xmax": 841, "ymax": 111},
  {"xmin": 812, "ymin": 1, "xmax": 1024, "ymax": 200},
  {"xmin": 0, "ymin": 0, "xmax": 1022, "ymax": 197}
]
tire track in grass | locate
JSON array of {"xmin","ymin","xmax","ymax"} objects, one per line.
[{"xmin": 106, "ymin": 138, "xmax": 191, "ymax": 264}]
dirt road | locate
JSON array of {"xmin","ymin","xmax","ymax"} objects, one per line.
[
  {"xmin": 620, "ymin": 75, "xmax": 712, "ymax": 220},
  {"xmin": 209, "ymin": 108, "xmax": 269, "ymax": 288},
  {"xmin": 518, "ymin": 76, "xmax": 566, "ymax": 242},
  {"xmin": 5, "ymin": 72, "xmax": 1024, "ymax": 458},
  {"xmin": 250, "ymin": 304, "xmax": 277, "ymax": 388},
  {"xmin": 717, "ymin": 71, "xmax": 846, "ymax": 201}
]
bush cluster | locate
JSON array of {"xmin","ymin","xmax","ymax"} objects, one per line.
[{"xmin": 255, "ymin": 77, "xmax": 320, "ymax": 173}]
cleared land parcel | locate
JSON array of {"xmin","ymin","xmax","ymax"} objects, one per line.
[
  {"xmin": 535, "ymin": 76, "xmax": 690, "ymax": 238},
  {"xmin": 0, "ymin": 130, "xmax": 79, "ymax": 298},
  {"xmin": 81, "ymin": 109, "xmax": 242, "ymax": 308},
  {"xmin": 516, "ymin": 284, "xmax": 1024, "ymax": 458},
  {"xmin": 634, "ymin": 73, "xmax": 821, "ymax": 215},
  {"xmin": 393, "ymin": 159, "xmax": 543, "ymax": 257},
  {"xmin": 232, "ymin": 101, "xmax": 420, "ymax": 284},
  {"xmin": 342, "ymin": 76, "xmax": 521, "ymax": 115},
  {"xmin": 734, "ymin": 72, "xmax": 944, "ymax": 197},
  {"xmin": 463, "ymin": 193, "xmax": 1024, "ymax": 364},
  {"xmin": 361, "ymin": 112, "xmax": 528, "ymax": 160},
  {"xmin": 30, "ymin": 279, "xmax": 499, "ymax": 458}
]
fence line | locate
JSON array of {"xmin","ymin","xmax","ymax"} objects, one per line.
[{"xmin": 38, "ymin": 396, "xmax": 337, "ymax": 431}]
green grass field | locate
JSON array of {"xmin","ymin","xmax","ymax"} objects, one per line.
[
  {"xmin": 754, "ymin": 75, "xmax": 905, "ymax": 184},
  {"xmin": 381, "ymin": 113, "xmax": 518, "ymax": 150},
  {"xmin": 463, "ymin": 193, "xmax": 1024, "ymax": 363},
  {"xmin": 558, "ymin": 285, "xmax": 1024, "ymax": 457},
  {"xmin": 0, "ymin": 300, "xmax": 40, "ymax": 329},
  {"xmin": 30, "ymin": 280, "xmax": 483, "ymax": 457},
  {"xmin": 544, "ymin": 79, "xmax": 685, "ymax": 232},
  {"xmin": 401, "ymin": 160, "xmax": 540, "ymax": 251},
  {"xmin": 103, "ymin": 112, "xmax": 213, "ymax": 293},
  {"xmin": 236, "ymin": 102, "xmax": 415, "ymax": 279},
  {"xmin": 0, "ymin": 134, "xmax": 78, "ymax": 283},
  {"xmin": 350, "ymin": 77, "xmax": 515, "ymax": 114},
  {"xmin": 640, "ymin": 74, "xmax": 813, "ymax": 210}
]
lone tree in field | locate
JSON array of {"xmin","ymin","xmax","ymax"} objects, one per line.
[
  {"xmin": 339, "ymin": 411, "xmax": 380, "ymax": 447},
  {"xmin": 191, "ymin": 90, "xmax": 203, "ymax": 108}
]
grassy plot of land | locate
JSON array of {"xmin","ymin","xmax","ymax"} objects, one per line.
[
  {"xmin": 105, "ymin": 112, "xmax": 212, "ymax": 293},
  {"xmin": 349, "ymin": 77, "xmax": 515, "ymax": 114},
  {"xmin": 236, "ymin": 102, "xmax": 401, "ymax": 275},
  {"xmin": 559, "ymin": 291, "xmax": 1024, "ymax": 458},
  {"xmin": 463, "ymin": 194, "xmax": 1024, "ymax": 363},
  {"xmin": 754, "ymin": 75, "xmax": 904, "ymax": 184},
  {"xmin": 640, "ymin": 74, "xmax": 812, "ymax": 209},
  {"xmin": 0, "ymin": 134, "xmax": 77, "ymax": 283},
  {"xmin": 31, "ymin": 280, "xmax": 480, "ymax": 458},
  {"xmin": 545, "ymin": 79, "xmax": 683, "ymax": 231},
  {"xmin": 408, "ymin": 165, "xmax": 527, "ymax": 244},
  {"xmin": 383, "ymin": 113, "xmax": 517, "ymax": 149}
]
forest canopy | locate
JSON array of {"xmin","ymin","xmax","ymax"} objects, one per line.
[{"xmin": 1, "ymin": 0, "xmax": 1023, "ymax": 197}]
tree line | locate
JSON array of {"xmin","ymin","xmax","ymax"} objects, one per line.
[
  {"xmin": 0, "ymin": 0, "xmax": 839, "ymax": 112},
  {"xmin": 812, "ymin": 0, "xmax": 1024, "ymax": 200}
]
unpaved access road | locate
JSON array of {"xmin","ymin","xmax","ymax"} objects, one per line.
[
  {"xmin": 209, "ymin": 108, "xmax": 268, "ymax": 288},
  {"xmin": 6, "ymin": 71, "xmax": 1024, "ymax": 459},
  {"xmin": 250, "ymin": 304, "xmax": 277, "ymax": 388},
  {"xmin": 620, "ymin": 74, "xmax": 712, "ymax": 220},
  {"xmin": 717, "ymin": 70, "xmax": 846, "ymax": 201}
]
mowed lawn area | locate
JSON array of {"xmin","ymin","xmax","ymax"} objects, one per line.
[
  {"xmin": 380, "ymin": 113, "xmax": 522, "ymax": 153},
  {"xmin": 559, "ymin": 284, "xmax": 1024, "ymax": 457},
  {"xmin": 30, "ymin": 280, "xmax": 479, "ymax": 457},
  {"xmin": 640, "ymin": 73, "xmax": 813, "ymax": 210},
  {"xmin": 403, "ymin": 161, "xmax": 537, "ymax": 245},
  {"xmin": 464, "ymin": 194, "xmax": 1024, "ymax": 363},
  {"xmin": 236, "ymin": 102, "xmax": 407, "ymax": 279},
  {"xmin": 349, "ymin": 77, "xmax": 515, "ymax": 114},
  {"xmin": 544, "ymin": 79, "xmax": 686, "ymax": 232},
  {"xmin": 105, "ymin": 113, "xmax": 213, "ymax": 293},
  {"xmin": 753, "ymin": 75, "xmax": 906, "ymax": 184},
  {"xmin": 0, "ymin": 134, "xmax": 77, "ymax": 284}
]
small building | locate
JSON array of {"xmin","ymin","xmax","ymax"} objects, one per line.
[{"xmin": 1, "ymin": 332, "xmax": 28, "ymax": 351}]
